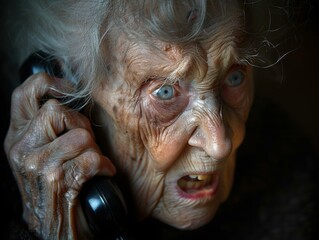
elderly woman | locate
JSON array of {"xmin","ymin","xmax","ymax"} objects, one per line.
[{"xmin": 3, "ymin": 0, "xmax": 317, "ymax": 239}]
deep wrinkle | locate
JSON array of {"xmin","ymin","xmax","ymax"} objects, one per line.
[
  {"xmin": 78, "ymin": 5, "xmax": 252, "ymax": 230},
  {"xmin": 3, "ymin": 0, "xmax": 263, "ymax": 237},
  {"xmin": 115, "ymin": 25, "xmax": 250, "ymax": 171}
]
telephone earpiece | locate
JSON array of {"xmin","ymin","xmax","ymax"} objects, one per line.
[
  {"xmin": 80, "ymin": 177, "xmax": 130, "ymax": 239},
  {"xmin": 19, "ymin": 51, "xmax": 63, "ymax": 80},
  {"xmin": 19, "ymin": 51, "xmax": 131, "ymax": 240}
]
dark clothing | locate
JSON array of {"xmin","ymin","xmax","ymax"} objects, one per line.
[{"xmin": 1, "ymin": 91, "xmax": 318, "ymax": 239}]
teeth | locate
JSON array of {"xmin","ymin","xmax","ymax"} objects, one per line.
[{"xmin": 178, "ymin": 174, "xmax": 214, "ymax": 192}]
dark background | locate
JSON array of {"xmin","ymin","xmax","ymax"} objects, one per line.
[
  {"xmin": 1, "ymin": 1, "xmax": 318, "ymax": 155},
  {"xmin": 0, "ymin": 0, "xmax": 318, "ymax": 204},
  {"xmin": 250, "ymin": 0, "xmax": 319, "ymax": 156},
  {"xmin": 0, "ymin": 0, "xmax": 318, "ymax": 237}
]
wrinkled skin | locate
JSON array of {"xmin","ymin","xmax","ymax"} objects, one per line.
[
  {"xmin": 4, "ymin": 24, "xmax": 253, "ymax": 239},
  {"xmin": 94, "ymin": 28, "xmax": 254, "ymax": 230},
  {"xmin": 4, "ymin": 75, "xmax": 116, "ymax": 238}
]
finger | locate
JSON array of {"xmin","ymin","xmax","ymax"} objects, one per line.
[
  {"xmin": 21, "ymin": 72, "xmax": 75, "ymax": 101},
  {"xmin": 27, "ymin": 99, "xmax": 94, "ymax": 144},
  {"xmin": 36, "ymin": 153, "xmax": 115, "ymax": 238},
  {"xmin": 11, "ymin": 129, "xmax": 116, "ymax": 230},
  {"xmin": 5, "ymin": 102, "xmax": 96, "ymax": 192},
  {"xmin": 33, "ymin": 127, "xmax": 115, "ymax": 175},
  {"xmin": 62, "ymin": 151, "xmax": 116, "ymax": 192},
  {"xmin": 5, "ymin": 73, "xmax": 83, "ymax": 154},
  {"xmin": 48, "ymin": 127, "xmax": 103, "ymax": 165},
  {"xmin": 4, "ymin": 99, "xmax": 92, "ymax": 173},
  {"xmin": 11, "ymin": 72, "xmax": 74, "ymax": 122}
]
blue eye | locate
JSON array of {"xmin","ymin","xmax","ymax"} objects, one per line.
[
  {"xmin": 225, "ymin": 70, "xmax": 245, "ymax": 87},
  {"xmin": 153, "ymin": 84, "xmax": 174, "ymax": 100}
]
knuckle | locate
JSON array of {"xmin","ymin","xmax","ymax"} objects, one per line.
[
  {"xmin": 9, "ymin": 140, "xmax": 53, "ymax": 177},
  {"xmin": 29, "ymin": 72, "xmax": 53, "ymax": 89},
  {"xmin": 4, "ymin": 133, "xmax": 13, "ymax": 156},
  {"xmin": 8, "ymin": 143, "xmax": 26, "ymax": 168},
  {"xmin": 11, "ymin": 85, "xmax": 26, "ymax": 105},
  {"xmin": 81, "ymin": 151, "xmax": 101, "ymax": 175},
  {"xmin": 33, "ymin": 72, "xmax": 52, "ymax": 82},
  {"xmin": 64, "ymin": 165, "xmax": 83, "ymax": 193},
  {"xmin": 24, "ymin": 156, "xmax": 42, "ymax": 175},
  {"xmin": 44, "ymin": 169, "xmax": 63, "ymax": 191},
  {"xmin": 45, "ymin": 98, "xmax": 61, "ymax": 105},
  {"xmin": 10, "ymin": 73, "xmax": 56, "ymax": 120},
  {"xmin": 74, "ymin": 128, "xmax": 95, "ymax": 146},
  {"xmin": 8, "ymin": 144, "xmax": 42, "ymax": 178},
  {"xmin": 65, "ymin": 189, "xmax": 78, "ymax": 202},
  {"xmin": 66, "ymin": 111, "xmax": 92, "ymax": 131},
  {"xmin": 42, "ymin": 98, "xmax": 63, "ymax": 111},
  {"xmin": 63, "ymin": 152, "xmax": 101, "ymax": 192}
]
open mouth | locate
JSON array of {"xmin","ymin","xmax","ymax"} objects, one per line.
[{"xmin": 177, "ymin": 173, "xmax": 218, "ymax": 195}]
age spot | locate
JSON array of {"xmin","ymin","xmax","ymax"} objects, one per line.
[{"xmin": 113, "ymin": 106, "xmax": 118, "ymax": 114}]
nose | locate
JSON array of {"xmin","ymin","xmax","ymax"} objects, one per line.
[{"xmin": 188, "ymin": 102, "xmax": 232, "ymax": 161}]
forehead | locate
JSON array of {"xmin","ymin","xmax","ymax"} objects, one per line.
[
  {"xmin": 106, "ymin": 0, "xmax": 240, "ymax": 45},
  {"xmin": 102, "ymin": 1, "xmax": 245, "ymax": 87},
  {"xmin": 113, "ymin": 19, "xmax": 243, "ymax": 84}
]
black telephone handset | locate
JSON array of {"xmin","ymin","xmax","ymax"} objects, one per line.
[{"xmin": 19, "ymin": 52, "xmax": 131, "ymax": 240}]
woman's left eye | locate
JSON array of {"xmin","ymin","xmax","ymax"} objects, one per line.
[
  {"xmin": 225, "ymin": 70, "xmax": 245, "ymax": 87},
  {"xmin": 153, "ymin": 84, "xmax": 175, "ymax": 100}
]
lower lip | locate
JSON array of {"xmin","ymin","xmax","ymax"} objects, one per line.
[{"xmin": 177, "ymin": 174, "xmax": 220, "ymax": 200}]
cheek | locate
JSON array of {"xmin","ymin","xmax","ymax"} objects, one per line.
[
  {"xmin": 92, "ymin": 82, "xmax": 145, "ymax": 167},
  {"xmin": 224, "ymin": 84, "xmax": 254, "ymax": 149},
  {"xmin": 222, "ymin": 66, "xmax": 254, "ymax": 121},
  {"xmin": 137, "ymin": 110, "xmax": 195, "ymax": 172},
  {"xmin": 141, "ymin": 81, "xmax": 190, "ymax": 125},
  {"xmin": 93, "ymin": 92, "xmax": 163, "ymax": 217},
  {"xmin": 135, "ymin": 83, "xmax": 191, "ymax": 171},
  {"xmin": 220, "ymin": 152, "xmax": 237, "ymax": 202},
  {"xmin": 224, "ymin": 106, "xmax": 248, "ymax": 151}
]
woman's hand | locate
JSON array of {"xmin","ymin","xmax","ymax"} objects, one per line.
[{"xmin": 4, "ymin": 73, "xmax": 116, "ymax": 239}]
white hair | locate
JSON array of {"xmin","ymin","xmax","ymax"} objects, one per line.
[
  {"xmin": 2, "ymin": 0, "xmax": 303, "ymax": 106},
  {"xmin": 4, "ymin": 0, "xmax": 244, "ymax": 106}
]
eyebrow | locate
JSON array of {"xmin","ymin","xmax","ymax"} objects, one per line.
[
  {"xmin": 123, "ymin": 42, "xmax": 202, "ymax": 85},
  {"xmin": 123, "ymin": 25, "xmax": 247, "ymax": 88}
]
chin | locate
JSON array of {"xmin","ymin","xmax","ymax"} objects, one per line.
[
  {"xmin": 152, "ymin": 157, "xmax": 236, "ymax": 230},
  {"xmin": 152, "ymin": 178, "xmax": 228, "ymax": 230},
  {"xmin": 154, "ymin": 199, "xmax": 222, "ymax": 231}
]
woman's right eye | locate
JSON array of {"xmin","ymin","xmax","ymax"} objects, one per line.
[
  {"xmin": 152, "ymin": 84, "xmax": 175, "ymax": 100},
  {"xmin": 143, "ymin": 79, "xmax": 189, "ymax": 124}
]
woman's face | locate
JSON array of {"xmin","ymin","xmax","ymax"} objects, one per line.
[{"xmin": 92, "ymin": 27, "xmax": 254, "ymax": 229}]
